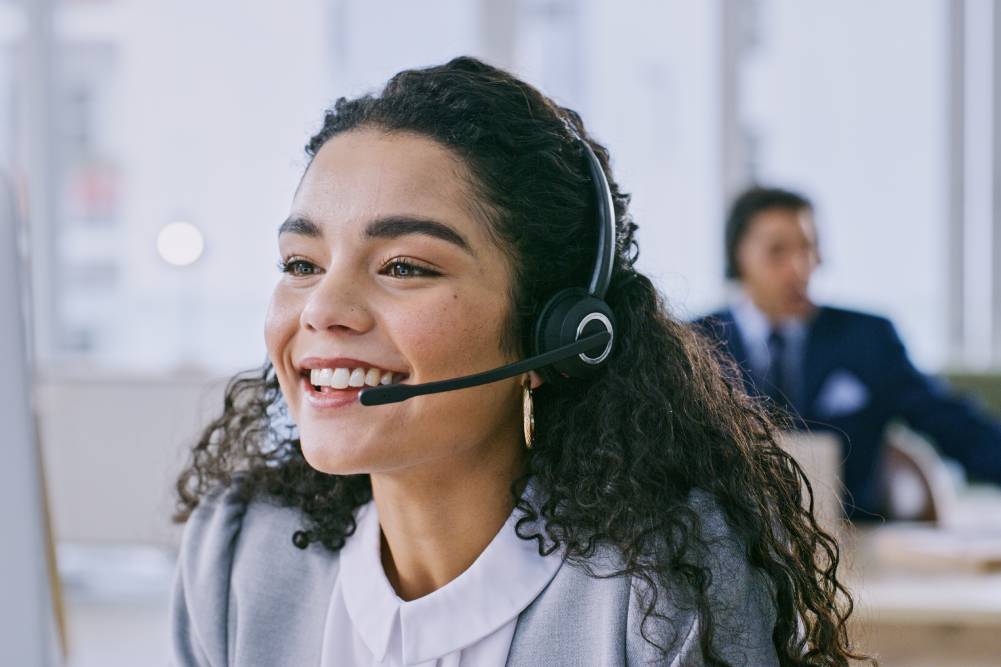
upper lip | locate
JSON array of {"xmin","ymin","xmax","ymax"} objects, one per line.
[{"xmin": 296, "ymin": 356, "xmax": 407, "ymax": 376}]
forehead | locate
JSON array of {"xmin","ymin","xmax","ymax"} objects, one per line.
[
  {"xmin": 290, "ymin": 128, "xmax": 491, "ymax": 244},
  {"xmin": 745, "ymin": 207, "xmax": 816, "ymax": 243}
]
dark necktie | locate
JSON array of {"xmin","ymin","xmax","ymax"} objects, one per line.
[{"xmin": 765, "ymin": 328, "xmax": 793, "ymax": 412}]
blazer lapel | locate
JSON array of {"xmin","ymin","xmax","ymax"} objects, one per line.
[
  {"xmin": 801, "ymin": 306, "xmax": 833, "ymax": 418},
  {"xmin": 711, "ymin": 308, "xmax": 757, "ymax": 397}
]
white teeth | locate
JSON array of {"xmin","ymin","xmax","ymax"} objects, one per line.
[
  {"xmin": 310, "ymin": 369, "xmax": 335, "ymax": 386},
  {"xmin": 331, "ymin": 368, "xmax": 351, "ymax": 389},
  {"xmin": 308, "ymin": 366, "xmax": 400, "ymax": 388}
]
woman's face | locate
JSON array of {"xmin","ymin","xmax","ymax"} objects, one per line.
[{"xmin": 266, "ymin": 128, "xmax": 524, "ymax": 475}]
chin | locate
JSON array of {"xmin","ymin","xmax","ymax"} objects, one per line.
[
  {"xmin": 781, "ymin": 296, "xmax": 813, "ymax": 318},
  {"xmin": 298, "ymin": 434, "xmax": 378, "ymax": 476},
  {"xmin": 794, "ymin": 303, "xmax": 816, "ymax": 318}
]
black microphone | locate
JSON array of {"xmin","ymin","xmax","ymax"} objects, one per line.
[{"xmin": 358, "ymin": 331, "xmax": 611, "ymax": 406}]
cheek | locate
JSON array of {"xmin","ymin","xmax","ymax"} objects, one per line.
[
  {"xmin": 748, "ymin": 255, "xmax": 781, "ymax": 282},
  {"xmin": 392, "ymin": 292, "xmax": 507, "ymax": 374},
  {"xmin": 264, "ymin": 288, "xmax": 300, "ymax": 362}
]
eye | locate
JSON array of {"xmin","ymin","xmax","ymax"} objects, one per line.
[
  {"xmin": 277, "ymin": 256, "xmax": 320, "ymax": 277},
  {"xmin": 380, "ymin": 257, "xmax": 440, "ymax": 279}
]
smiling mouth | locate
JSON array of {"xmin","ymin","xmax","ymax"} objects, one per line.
[{"xmin": 300, "ymin": 367, "xmax": 408, "ymax": 393}]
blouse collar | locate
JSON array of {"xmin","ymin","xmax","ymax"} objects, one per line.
[{"xmin": 337, "ymin": 485, "xmax": 563, "ymax": 664}]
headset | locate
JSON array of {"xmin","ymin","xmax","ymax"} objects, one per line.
[{"xmin": 359, "ymin": 133, "xmax": 617, "ymax": 406}]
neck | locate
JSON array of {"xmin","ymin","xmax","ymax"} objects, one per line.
[
  {"xmin": 739, "ymin": 291, "xmax": 815, "ymax": 326},
  {"xmin": 369, "ymin": 422, "xmax": 525, "ymax": 601}
]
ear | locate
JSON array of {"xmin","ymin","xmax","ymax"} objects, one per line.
[{"xmin": 522, "ymin": 370, "xmax": 544, "ymax": 390}]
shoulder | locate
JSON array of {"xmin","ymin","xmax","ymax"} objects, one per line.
[
  {"xmin": 170, "ymin": 483, "xmax": 248, "ymax": 665},
  {"xmin": 510, "ymin": 490, "xmax": 778, "ymax": 665},
  {"xmin": 679, "ymin": 490, "xmax": 777, "ymax": 620},
  {"xmin": 174, "ymin": 481, "xmax": 312, "ymax": 598},
  {"xmin": 815, "ymin": 305, "xmax": 894, "ymax": 336},
  {"xmin": 691, "ymin": 308, "xmax": 732, "ymax": 330},
  {"xmin": 813, "ymin": 307, "xmax": 905, "ymax": 364},
  {"xmin": 690, "ymin": 308, "xmax": 736, "ymax": 341},
  {"xmin": 170, "ymin": 482, "xmax": 340, "ymax": 666},
  {"xmin": 633, "ymin": 490, "xmax": 778, "ymax": 664}
]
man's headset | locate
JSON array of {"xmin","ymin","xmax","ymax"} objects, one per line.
[{"xmin": 359, "ymin": 132, "xmax": 617, "ymax": 406}]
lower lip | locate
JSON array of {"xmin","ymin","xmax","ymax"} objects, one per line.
[{"xmin": 301, "ymin": 376, "xmax": 362, "ymax": 410}]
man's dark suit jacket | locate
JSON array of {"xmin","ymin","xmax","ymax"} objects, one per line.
[{"xmin": 692, "ymin": 305, "xmax": 1001, "ymax": 518}]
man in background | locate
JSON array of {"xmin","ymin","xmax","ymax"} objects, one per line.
[{"xmin": 692, "ymin": 186, "xmax": 1001, "ymax": 518}]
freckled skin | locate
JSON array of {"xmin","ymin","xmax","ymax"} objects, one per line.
[{"xmin": 264, "ymin": 129, "xmax": 536, "ymax": 479}]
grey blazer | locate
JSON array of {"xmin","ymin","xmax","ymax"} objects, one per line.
[{"xmin": 170, "ymin": 486, "xmax": 779, "ymax": 666}]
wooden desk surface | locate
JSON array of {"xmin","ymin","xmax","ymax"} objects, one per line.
[
  {"xmin": 849, "ymin": 565, "xmax": 1001, "ymax": 626},
  {"xmin": 840, "ymin": 523, "xmax": 1001, "ymax": 665},
  {"xmin": 843, "ymin": 524, "xmax": 1001, "ymax": 626}
]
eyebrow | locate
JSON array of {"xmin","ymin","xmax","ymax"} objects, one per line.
[
  {"xmin": 278, "ymin": 217, "xmax": 321, "ymax": 238},
  {"xmin": 278, "ymin": 215, "xmax": 473, "ymax": 255}
]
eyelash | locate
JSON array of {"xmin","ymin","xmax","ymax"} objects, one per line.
[
  {"xmin": 276, "ymin": 255, "xmax": 441, "ymax": 279},
  {"xmin": 276, "ymin": 257, "xmax": 318, "ymax": 277}
]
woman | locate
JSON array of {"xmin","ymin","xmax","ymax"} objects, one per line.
[{"xmin": 172, "ymin": 57, "xmax": 866, "ymax": 666}]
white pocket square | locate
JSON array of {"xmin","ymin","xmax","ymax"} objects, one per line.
[{"xmin": 814, "ymin": 370, "xmax": 870, "ymax": 417}]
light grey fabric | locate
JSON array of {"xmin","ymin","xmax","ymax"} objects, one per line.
[{"xmin": 170, "ymin": 486, "xmax": 779, "ymax": 666}]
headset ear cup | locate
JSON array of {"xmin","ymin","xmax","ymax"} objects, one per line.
[
  {"xmin": 532, "ymin": 289, "xmax": 576, "ymax": 383},
  {"xmin": 532, "ymin": 288, "xmax": 615, "ymax": 383}
]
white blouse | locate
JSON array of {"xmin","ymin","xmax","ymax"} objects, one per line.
[{"xmin": 318, "ymin": 498, "xmax": 563, "ymax": 666}]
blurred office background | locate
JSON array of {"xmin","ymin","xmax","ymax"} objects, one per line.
[{"xmin": 3, "ymin": 0, "xmax": 1001, "ymax": 665}]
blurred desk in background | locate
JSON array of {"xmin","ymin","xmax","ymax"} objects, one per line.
[
  {"xmin": 845, "ymin": 489, "xmax": 1001, "ymax": 667},
  {"xmin": 60, "ymin": 543, "xmax": 173, "ymax": 667},
  {"xmin": 36, "ymin": 370, "xmax": 231, "ymax": 547},
  {"xmin": 35, "ymin": 371, "xmax": 232, "ymax": 664},
  {"xmin": 778, "ymin": 428, "xmax": 1001, "ymax": 665}
]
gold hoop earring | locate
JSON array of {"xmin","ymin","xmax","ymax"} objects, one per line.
[{"xmin": 522, "ymin": 383, "xmax": 535, "ymax": 450}]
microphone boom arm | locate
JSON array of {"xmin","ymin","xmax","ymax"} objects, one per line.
[{"xmin": 358, "ymin": 331, "xmax": 611, "ymax": 406}]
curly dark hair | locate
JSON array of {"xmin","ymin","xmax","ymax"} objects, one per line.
[{"xmin": 175, "ymin": 56, "xmax": 869, "ymax": 666}]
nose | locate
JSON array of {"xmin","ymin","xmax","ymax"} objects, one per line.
[{"xmin": 299, "ymin": 271, "xmax": 375, "ymax": 335}]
